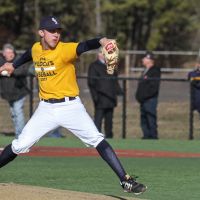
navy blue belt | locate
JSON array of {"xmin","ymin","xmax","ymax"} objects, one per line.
[{"xmin": 41, "ymin": 97, "xmax": 76, "ymax": 103}]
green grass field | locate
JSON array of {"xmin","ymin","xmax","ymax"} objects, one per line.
[{"xmin": 0, "ymin": 135, "xmax": 200, "ymax": 200}]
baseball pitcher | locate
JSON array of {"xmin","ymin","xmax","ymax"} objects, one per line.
[{"xmin": 0, "ymin": 16, "xmax": 146, "ymax": 195}]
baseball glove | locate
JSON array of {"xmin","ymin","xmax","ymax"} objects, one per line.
[{"xmin": 101, "ymin": 40, "xmax": 119, "ymax": 75}]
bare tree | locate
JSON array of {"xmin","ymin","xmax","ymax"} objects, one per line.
[{"xmin": 96, "ymin": 0, "xmax": 102, "ymax": 36}]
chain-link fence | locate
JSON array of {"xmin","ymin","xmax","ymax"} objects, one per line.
[
  {"xmin": 0, "ymin": 73, "xmax": 199, "ymax": 140},
  {"xmin": 0, "ymin": 50, "xmax": 199, "ymax": 139}
]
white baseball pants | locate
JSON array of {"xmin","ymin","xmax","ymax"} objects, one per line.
[{"xmin": 12, "ymin": 97, "xmax": 104, "ymax": 154}]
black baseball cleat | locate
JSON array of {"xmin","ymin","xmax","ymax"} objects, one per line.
[{"xmin": 120, "ymin": 175, "xmax": 147, "ymax": 195}]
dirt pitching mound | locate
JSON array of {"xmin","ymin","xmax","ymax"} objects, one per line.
[{"xmin": 0, "ymin": 183, "xmax": 144, "ymax": 200}]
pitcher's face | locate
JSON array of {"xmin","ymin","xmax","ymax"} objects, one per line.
[{"xmin": 39, "ymin": 29, "xmax": 61, "ymax": 50}]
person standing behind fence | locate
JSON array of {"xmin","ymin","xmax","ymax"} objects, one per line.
[
  {"xmin": 88, "ymin": 52, "xmax": 123, "ymax": 138},
  {"xmin": 0, "ymin": 44, "xmax": 29, "ymax": 138},
  {"xmin": 135, "ymin": 51, "xmax": 161, "ymax": 139},
  {"xmin": 188, "ymin": 60, "xmax": 200, "ymax": 113}
]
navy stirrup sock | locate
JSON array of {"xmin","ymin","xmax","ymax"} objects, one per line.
[
  {"xmin": 0, "ymin": 144, "xmax": 17, "ymax": 168},
  {"xmin": 96, "ymin": 139, "xmax": 126, "ymax": 181}
]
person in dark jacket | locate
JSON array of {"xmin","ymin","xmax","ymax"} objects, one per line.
[
  {"xmin": 188, "ymin": 61, "xmax": 200, "ymax": 113},
  {"xmin": 0, "ymin": 44, "xmax": 29, "ymax": 138},
  {"xmin": 135, "ymin": 51, "xmax": 161, "ymax": 139},
  {"xmin": 88, "ymin": 52, "xmax": 122, "ymax": 138}
]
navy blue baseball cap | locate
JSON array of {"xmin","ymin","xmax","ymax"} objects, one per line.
[
  {"xmin": 143, "ymin": 51, "xmax": 154, "ymax": 60},
  {"xmin": 39, "ymin": 16, "xmax": 62, "ymax": 30}
]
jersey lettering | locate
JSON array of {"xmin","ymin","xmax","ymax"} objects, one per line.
[{"xmin": 31, "ymin": 42, "xmax": 79, "ymax": 99}]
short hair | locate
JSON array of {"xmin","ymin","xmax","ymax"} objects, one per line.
[{"xmin": 2, "ymin": 43, "xmax": 15, "ymax": 52}]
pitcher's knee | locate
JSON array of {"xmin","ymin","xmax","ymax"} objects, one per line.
[
  {"xmin": 83, "ymin": 133, "xmax": 104, "ymax": 148},
  {"xmin": 12, "ymin": 139, "xmax": 32, "ymax": 154}
]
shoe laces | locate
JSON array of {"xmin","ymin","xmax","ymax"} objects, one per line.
[
  {"xmin": 125, "ymin": 174, "xmax": 139, "ymax": 181},
  {"xmin": 121, "ymin": 174, "xmax": 140, "ymax": 191}
]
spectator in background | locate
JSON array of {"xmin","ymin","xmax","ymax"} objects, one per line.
[
  {"xmin": 188, "ymin": 60, "xmax": 200, "ymax": 113},
  {"xmin": 0, "ymin": 44, "xmax": 30, "ymax": 138},
  {"xmin": 135, "ymin": 51, "xmax": 161, "ymax": 139},
  {"xmin": 88, "ymin": 52, "xmax": 123, "ymax": 138}
]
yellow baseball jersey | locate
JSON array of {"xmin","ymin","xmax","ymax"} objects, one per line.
[{"xmin": 31, "ymin": 42, "xmax": 79, "ymax": 99}]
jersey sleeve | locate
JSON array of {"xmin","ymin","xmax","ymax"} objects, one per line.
[
  {"xmin": 13, "ymin": 48, "xmax": 32, "ymax": 68},
  {"xmin": 76, "ymin": 38, "xmax": 102, "ymax": 56},
  {"xmin": 62, "ymin": 43, "xmax": 79, "ymax": 63}
]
